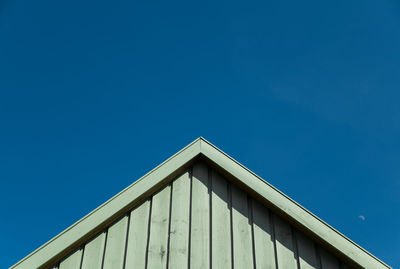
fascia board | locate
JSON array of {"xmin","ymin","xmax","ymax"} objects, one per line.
[
  {"xmin": 10, "ymin": 138, "xmax": 201, "ymax": 269},
  {"xmin": 199, "ymin": 138, "xmax": 391, "ymax": 269},
  {"xmin": 11, "ymin": 137, "xmax": 390, "ymax": 269}
]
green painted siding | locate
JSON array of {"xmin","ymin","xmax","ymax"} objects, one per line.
[{"xmin": 50, "ymin": 161, "xmax": 353, "ymax": 269}]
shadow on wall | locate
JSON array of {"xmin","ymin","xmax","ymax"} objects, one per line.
[
  {"xmin": 54, "ymin": 161, "xmax": 353, "ymax": 269},
  {"xmin": 207, "ymin": 160, "xmax": 350, "ymax": 269}
]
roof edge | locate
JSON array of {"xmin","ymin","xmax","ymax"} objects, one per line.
[
  {"xmin": 11, "ymin": 138, "xmax": 203, "ymax": 269},
  {"xmin": 11, "ymin": 137, "xmax": 391, "ymax": 269},
  {"xmin": 198, "ymin": 137, "xmax": 391, "ymax": 269}
]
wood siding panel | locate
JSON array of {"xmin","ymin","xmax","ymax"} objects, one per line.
[
  {"xmin": 14, "ymin": 139, "xmax": 388, "ymax": 269},
  {"xmin": 296, "ymin": 231, "xmax": 318, "ymax": 269},
  {"xmin": 190, "ymin": 162, "xmax": 210, "ymax": 269},
  {"xmin": 59, "ymin": 249, "xmax": 82, "ymax": 269},
  {"xmin": 252, "ymin": 200, "xmax": 276, "ymax": 269},
  {"xmin": 231, "ymin": 185, "xmax": 254, "ymax": 269},
  {"xmin": 103, "ymin": 216, "xmax": 128, "ymax": 269},
  {"xmin": 125, "ymin": 200, "xmax": 151, "ymax": 269},
  {"xmin": 211, "ymin": 170, "xmax": 231, "ymax": 269},
  {"xmin": 168, "ymin": 171, "xmax": 191, "ymax": 269},
  {"xmin": 46, "ymin": 162, "xmax": 355, "ymax": 269},
  {"xmin": 274, "ymin": 215, "xmax": 298, "ymax": 269},
  {"xmin": 320, "ymin": 247, "xmax": 340, "ymax": 269},
  {"xmin": 81, "ymin": 232, "xmax": 106, "ymax": 269},
  {"xmin": 147, "ymin": 185, "xmax": 171, "ymax": 269}
]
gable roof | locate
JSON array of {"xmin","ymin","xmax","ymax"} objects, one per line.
[{"xmin": 11, "ymin": 137, "xmax": 390, "ymax": 269}]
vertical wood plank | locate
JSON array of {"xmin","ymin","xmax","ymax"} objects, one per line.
[
  {"xmin": 81, "ymin": 232, "xmax": 106, "ymax": 269},
  {"xmin": 231, "ymin": 185, "xmax": 254, "ymax": 269},
  {"xmin": 274, "ymin": 215, "xmax": 297, "ymax": 269},
  {"xmin": 296, "ymin": 230, "xmax": 318, "ymax": 269},
  {"xmin": 125, "ymin": 200, "xmax": 151, "ymax": 269},
  {"xmin": 211, "ymin": 170, "xmax": 231, "ymax": 269},
  {"xmin": 103, "ymin": 216, "xmax": 129, "ymax": 269},
  {"xmin": 59, "ymin": 248, "xmax": 83, "ymax": 269},
  {"xmin": 320, "ymin": 247, "xmax": 340, "ymax": 269},
  {"xmin": 190, "ymin": 162, "xmax": 210, "ymax": 269},
  {"xmin": 168, "ymin": 171, "xmax": 191, "ymax": 269},
  {"xmin": 147, "ymin": 185, "xmax": 171, "ymax": 269},
  {"xmin": 252, "ymin": 200, "xmax": 276, "ymax": 269}
]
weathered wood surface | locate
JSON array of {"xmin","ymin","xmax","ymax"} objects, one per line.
[
  {"xmin": 13, "ymin": 138, "xmax": 389, "ymax": 269},
  {"xmin": 168, "ymin": 171, "xmax": 191, "ymax": 269},
  {"xmin": 81, "ymin": 232, "xmax": 106, "ymax": 269},
  {"xmin": 59, "ymin": 249, "xmax": 82, "ymax": 269},
  {"xmin": 190, "ymin": 162, "xmax": 210, "ymax": 269},
  {"xmin": 252, "ymin": 200, "xmax": 276, "ymax": 269},
  {"xmin": 147, "ymin": 185, "xmax": 171, "ymax": 269},
  {"xmin": 211, "ymin": 170, "xmax": 231, "ymax": 269},
  {"xmin": 125, "ymin": 200, "xmax": 150, "ymax": 269},
  {"xmin": 296, "ymin": 230, "xmax": 319, "ymax": 269},
  {"xmin": 44, "ymin": 164, "xmax": 355, "ymax": 269},
  {"xmin": 102, "ymin": 216, "xmax": 128, "ymax": 269},
  {"xmin": 231, "ymin": 185, "xmax": 254, "ymax": 268},
  {"xmin": 274, "ymin": 215, "xmax": 298, "ymax": 269}
]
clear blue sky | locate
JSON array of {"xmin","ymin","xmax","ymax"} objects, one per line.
[{"xmin": 1, "ymin": 0, "xmax": 399, "ymax": 267}]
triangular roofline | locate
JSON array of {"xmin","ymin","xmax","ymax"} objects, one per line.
[{"xmin": 11, "ymin": 137, "xmax": 390, "ymax": 269}]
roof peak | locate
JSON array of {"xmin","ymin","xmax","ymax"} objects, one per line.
[{"xmin": 11, "ymin": 138, "xmax": 391, "ymax": 269}]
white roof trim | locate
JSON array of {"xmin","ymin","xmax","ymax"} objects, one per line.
[{"xmin": 11, "ymin": 137, "xmax": 390, "ymax": 269}]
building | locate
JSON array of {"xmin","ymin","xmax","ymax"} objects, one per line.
[{"xmin": 11, "ymin": 138, "xmax": 390, "ymax": 269}]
